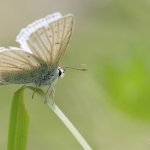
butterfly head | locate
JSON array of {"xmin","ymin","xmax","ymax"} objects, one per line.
[{"xmin": 57, "ymin": 67, "xmax": 65, "ymax": 79}]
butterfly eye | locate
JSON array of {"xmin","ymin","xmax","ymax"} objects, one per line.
[{"xmin": 58, "ymin": 67, "xmax": 65, "ymax": 79}]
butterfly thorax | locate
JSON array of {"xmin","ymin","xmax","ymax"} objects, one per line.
[
  {"xmin": 1, "ymin": 65, "xmax": 64, "ymax": 86},
  {"xmin": 33, "ymin": 65, "xmax": 59, "ymax": 86}
]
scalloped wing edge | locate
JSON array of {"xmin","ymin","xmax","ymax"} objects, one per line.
[
  {"xmin": 0, "ymin": 47, "xmax": 32, "ymax": 53},
  {"xmin": 16, "ymin": 12, "xmax": 63, "ymax": 51}
]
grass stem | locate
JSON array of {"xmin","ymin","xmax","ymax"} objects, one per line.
[{"xmin": 46, "ymin": 96, "xmax": 93, "ymax": 150}]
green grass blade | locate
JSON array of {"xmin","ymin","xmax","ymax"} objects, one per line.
[{"xmin": 7, "ymin": 87, "xmax": 29, "ymax": 150}]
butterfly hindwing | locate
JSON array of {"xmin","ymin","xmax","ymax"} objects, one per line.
[{"xmin": 0, "ymin": 48, "xmax": 43, "ymax": 85}]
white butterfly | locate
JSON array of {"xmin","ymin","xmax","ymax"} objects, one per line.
[{"xmin": 0, "ymin": 12, "xmax": 73, "ymax": 90}]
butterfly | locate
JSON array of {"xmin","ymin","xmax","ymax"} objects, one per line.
[{"xmin": 0, "ymin": 12, "xmax": 74, "ymax": 95}]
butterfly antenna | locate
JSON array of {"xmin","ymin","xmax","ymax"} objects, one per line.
[{"xmin": 63, "ymin": 64, "xmax": 87, "ymax": 71}]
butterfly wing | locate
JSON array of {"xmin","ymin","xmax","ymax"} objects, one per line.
[
  {"xmin": 0, "ymin": 47, "xmax": 43, "ymax": 85},
  {"xmin": 16, "ymin": 12, "xmax": 74, "ymax": 67}
]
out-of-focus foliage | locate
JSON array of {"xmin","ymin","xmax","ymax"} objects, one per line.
[{"xmin": 98, "ymin": 49, "xmax": 150, "ymax": 120}]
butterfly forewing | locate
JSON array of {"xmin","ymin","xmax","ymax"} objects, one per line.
[
  {"xmin": 54, "ymin": 16, "xmax": 73, "ymax": 64},
  {"xmin": 27, "ymin": 29, "xmax": 51, "ymax": 65},
  {"xmin": 16, "ymin": 13, "xmax": 74, "ymax": 66}
]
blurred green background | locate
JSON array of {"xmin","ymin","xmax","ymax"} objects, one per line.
[{"xmin": 0, "ymin": 0, "xmax": 150, "ymax": 149}]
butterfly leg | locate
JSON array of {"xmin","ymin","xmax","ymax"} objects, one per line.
[
  {"xmin": 32, "ymin": 88, "xmax": 37, "ymax": 99},
  {"xmin": 46, "ymin": 85, "xmax": 51, "ymax": 95},
  {"xmin": 32, "ymin": 92, "xmax": 35, "ymax": 99},
  {"xmin": 49, "ymin": 86, "xmax": 54, "ymax": 99},
  {"xmin": 44, "ymin": 85, "xmax": 55, "ymax": 103},
  {"xmin": 51, "ymin": 87, "xmax": 55, "ymax": 100}
]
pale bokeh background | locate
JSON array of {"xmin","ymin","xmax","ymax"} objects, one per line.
[{"xmin": 0, "ymin": 0, "xmax": 150, "ymax": 150}]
